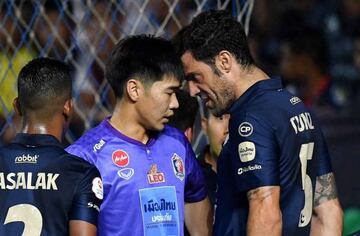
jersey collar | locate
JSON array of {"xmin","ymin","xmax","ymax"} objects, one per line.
[
  {"xmin": 12, "ymin": 133, "xmax": 63, "ymax": 148},
  {"xmin": 228, "ymin": 77, "xmax": 283, "ymax": 114}
]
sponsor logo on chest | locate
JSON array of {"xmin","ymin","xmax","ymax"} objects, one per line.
[
  {"xmin": 112, "ymin": 149, "xmax": 129, "ymax": 167},
  {"xmin": 147, "ymin": 164, "xmax": 165, "ymax": 184},
  {"xmin": 238, "ymin": 122, "xmax": 253, "ymax": 137}
]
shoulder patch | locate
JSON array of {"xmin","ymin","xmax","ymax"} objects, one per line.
[
  {"xmin": 238, "ymin": 141, "xmax": 256, "ymax": 162},
  {"xmin": 238, "ymin": 122, "xmax": 253, "ymax": 137},
  {"xmin": 92, "ymin": 177, "xmax": 103, "ymax": 200}
]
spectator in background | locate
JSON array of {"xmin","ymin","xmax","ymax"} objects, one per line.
[
  {"xmin": 33, "ymin": 0, "xmax": 74, "ymax": 60},
  {"xmin": 0, "ymin": 2, "xmax": 34, "ymax": 144},
  {"xmin": 198, "ymin": 107, "xmax": 229, "ymax": 206},
  {"xmin": 168, "ymin": 89, "xmax": 199, "ymax": 143},
  {"xmin": 279, "ymin": 27, "xmax": 339, "ymax": 113}
]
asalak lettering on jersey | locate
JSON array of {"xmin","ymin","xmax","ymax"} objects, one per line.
[
  {"xmin": 0, "ymin": 172, "xmax": 59, "ymax": 190},
  {"xmin": 214, "ymin": 78, "xmax": 333, "ymax": 236},
  {"xmin": 66, "ymin": 120, "xmax": 207, "ymax": 236}
]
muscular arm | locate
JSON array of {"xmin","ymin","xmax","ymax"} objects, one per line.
[
  {"xmin": 69, "ymin": 220, "xmax": 96, "ymax": 236},
  {"xmin": 310, "ymin": 172, "xmax": 343, "ymax": 236},
  {"xmin": 247, "ymin": 186, "xmax": 282, "ymax": 236},
  {"xmin": 184, "ymin": 197, "xmax": 213, "ymax": 236}
]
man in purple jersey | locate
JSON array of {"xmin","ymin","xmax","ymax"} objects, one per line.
[
  {"xmin": 66, "ymin": 35, "xmax": 212, "ymax": 236},
  {"xmin": 173, "ymin": 10, "xmax": 343, "ymax": 236}
]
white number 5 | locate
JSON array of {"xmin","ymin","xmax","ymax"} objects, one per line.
[
  {"xmin": 298, "ymin": 142, "xmax": 314, "ymax": 227},
  {"xmin": 4, "ymin": 204, "xmax": 43, "ymax": 236}
]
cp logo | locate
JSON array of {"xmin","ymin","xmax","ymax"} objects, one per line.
[{"xmin": 238, "ymin": 122, "xmax": 253, "ymax": 137}]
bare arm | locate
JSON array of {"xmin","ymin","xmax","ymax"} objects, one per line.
[
  {"xmin": 70, "ymin": 220, "xmax": 97, "ymax": 236},
  {"xmin": 185, "ymin": 197, "xmax": 213, "ymax": 236},
  {"xmin": 310, "ymin": 172, "xmax": 343, "ymax": 236},
  {"xmin": 247, "ymin": 186, "xmax": 282, "ymax": 236}
]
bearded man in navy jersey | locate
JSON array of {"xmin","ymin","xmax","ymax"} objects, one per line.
[{"xmin": 174, "ymin": 10, "xmax": 343, "ymax": 236}]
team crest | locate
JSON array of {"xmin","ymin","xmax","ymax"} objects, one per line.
[
  {"xmin": 171, "ymin": 153, "xmax": 185, "ymax": 181},
  {"xmin": 147, "ymin": 164, "xmax": 165, "ymax": 184},
  {"xmin": 112, "ymin": 149, "xmax": 129, "ymax": 167}
]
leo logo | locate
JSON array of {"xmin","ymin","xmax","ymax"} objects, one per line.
[
  {"xmin": 147, "ymin": 164, "xmax": 165, "ymax": 184},
  {"xmin": 238, "ymin": 122, "xmax": 253, "ymax": 137},
  {"xmin": 112, "ymin": 150, "xmax": 129, "ymax": 167}
]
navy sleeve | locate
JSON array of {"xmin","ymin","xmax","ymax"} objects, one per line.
[
  {"xmin": 230, "ymin": 113, "xmax": 279, "ymax": 192},
  {"xmin": 70, "ymin": 166, "xmax": 103, "ymax": 225},
  {"xmin": 184, "ymin": 139, "xmax": 207, "ymax": 203}
]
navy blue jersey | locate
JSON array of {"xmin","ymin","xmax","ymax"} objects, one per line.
[
  {"xmin": 0, "ymin": 134, "xmax": 103, "ymax": 236},
  {"xmin": 214, "ymin": 78, "xmax": 332, "ymax": 236}
]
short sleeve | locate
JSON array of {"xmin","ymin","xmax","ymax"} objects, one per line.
[
  {"xmin": 184, "ymin": 140, "xmax": 207, "ymax": 203},
  {"xmin": 66, "ymin": 145, "xmax": 94, "ymax": 165},
  {"xmin": 69, "ymin": 166, "xmax": 103, "ymax": 225},
  {"xmin": 229, "ymin": 113, "xmax": 280, "ymax": 192},
  {"xmin": 316, "ymin": 128, "xmax": 333, "ymax": 176}
]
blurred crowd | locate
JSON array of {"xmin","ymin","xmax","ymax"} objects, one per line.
[{"xmin": 0, "ymin": 0, "xmax": 360, "ymax": 232}]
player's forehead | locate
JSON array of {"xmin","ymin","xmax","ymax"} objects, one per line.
[
  {"xmin": 155, "ymin": 74, "xmax": 181, "ymax": 89},
  {"xmin": 181, "ymin": 51, "xmax": 212, "ymax": 77}
]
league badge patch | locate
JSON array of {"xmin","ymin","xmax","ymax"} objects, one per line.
[
  {"xmin": 171, "ymin": 153, "xmax": 185, "ymax": 181},
  {"xmin": 147, "ymin": 164, "xmax": 165, "ymax": 184},
  {"xmin": 92, "ymin": 177, "xmax": 104, "ymax": 200},
  {"xmin": 112, "ymin": 149, "xmax": 129, "ymax": 167}
]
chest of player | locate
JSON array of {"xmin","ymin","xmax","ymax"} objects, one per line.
[{"xmin": 95, "ymin": 144, "xmax": 187, "ymax": 196}]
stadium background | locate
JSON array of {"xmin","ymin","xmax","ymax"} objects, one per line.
[{"xmin": 0, "ymin": 0, "xmax": 359, "ymax": 234}]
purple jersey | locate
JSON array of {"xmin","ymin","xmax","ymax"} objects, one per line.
[{"xmin": 66, "ymin": 119, "xmax": 206, "ymax": 236}]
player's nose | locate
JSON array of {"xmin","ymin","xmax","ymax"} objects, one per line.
[
  {"xmin": 169, "ymin": 92, "xmax": 179, "ymax": 109},
  {"xmin": 188, "ymin": 81, "xmax": 201, "ymax": 97}
]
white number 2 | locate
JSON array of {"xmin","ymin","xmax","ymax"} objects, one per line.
[
  {"xmin": 298, "ymin": 142, "xmax": 314, "ymax": 227},
  {"xmin": 4, "ymin": 204, "xmax": 43, "ymax": 236}
]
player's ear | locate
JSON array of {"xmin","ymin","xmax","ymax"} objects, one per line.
[
  {"xmin": 13, "ymin": 97, "xmax": 22, "ymax": 116},
  {"xmin": 63, "ymin": 99, "xmax": 73, "ymax": 122},
  {"xmin": 126, "ymin": 79, "xmax": 143, "ymax": 102},
  {"xmin": 215, "ymin": 50, "xmax": 232, "ymax": 74}
]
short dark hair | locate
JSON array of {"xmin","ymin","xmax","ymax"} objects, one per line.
[
  {"xmin": 105, "ymin": 35, "xmax": 184, "ymax": 98},
  {"xmin": 173, "ymin": 10, "xmax": 254, "ymax": 70},
  {"xmin": 17, "ymin": 57, "xmax": 72, "ymax": 115},
  {"xmin": 168, "ymin": 89, "xmax": 199, "ymax": 132}
]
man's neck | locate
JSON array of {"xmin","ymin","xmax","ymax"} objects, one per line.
[
  {"xmin": 20, "ymin": 115, "xmax": 64, "ymax": 142},
  {"xmin": 110, "ymin": 104, "xmax": 149, "ymax": 144}
]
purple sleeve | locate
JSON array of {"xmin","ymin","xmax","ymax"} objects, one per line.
[
  {"xmin": 66, "ymin": 144, "xmax": 94, "ymax": 165},
  {"xmin": 184, "ymin": 140, "xmax": 207, "ymax": 203}
]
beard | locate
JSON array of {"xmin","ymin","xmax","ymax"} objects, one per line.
[{"xmin": 209, "ymin": 78, "xmax": 235, "ymax": 117}]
